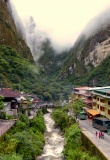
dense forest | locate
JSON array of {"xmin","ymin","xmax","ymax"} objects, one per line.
[
  {"xmin": 0, "ymin": 45, "xmax": 72, "ymax": 102},
  {"xmin": 0, "ymin": 110, "xmax": 46, "ymax": 160},
  {"xmin": 1, "ymin": 41, "xmax": 110, "ymax": 102}
]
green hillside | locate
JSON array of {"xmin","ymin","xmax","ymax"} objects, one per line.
[
  {"xmin": 61, "ymin": 55, "xmax": 110, "ymax": 87},
  {"xmin": 0, "ymin": 45, "xmax": 72, "ymax": 101}
]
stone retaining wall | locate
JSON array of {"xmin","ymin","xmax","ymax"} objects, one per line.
[{"xmin": 81, "ymin": 131, "xmax": 107, "ymax": 160}]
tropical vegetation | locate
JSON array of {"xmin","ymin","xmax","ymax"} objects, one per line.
[
  {"xmin": 0, "ymin": 109, "xmax": 46, "ymax": 160},
  {"xmin": 0, "ymin": 45, "xmax": 72, "ymax": 102},
  {"xmin": 52, "ymin": 106, "xmax": 99, "ymax": 160}
]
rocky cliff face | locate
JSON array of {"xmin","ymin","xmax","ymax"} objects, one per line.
[
  {"xmin": 84, "ymin": 37, "xmax": 110, "ymax": 68},
  {"xmin": 55, "ymin": 8, "xmax": 110, "ymax": 87},
  {"xmin": 74, "ymin": 28, "xmax": 110, "ymax": 74},
  {"xmin": 0, "ymin": 0, "xmax": 33, "ymax": 62},
  {"xmin": 60, "ymin": 11, "xmax": 110, "ymax": 79}
]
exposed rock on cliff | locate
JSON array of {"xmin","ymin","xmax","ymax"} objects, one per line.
[{"xmin": 84, "ymin": 37, "xmax": 110, "ymax": 68}]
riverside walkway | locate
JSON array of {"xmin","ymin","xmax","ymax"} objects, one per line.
[
  {"xmin": 80, "ymin": 120, "xmax": 110, "ymax": 160},
  {"xmin": 66, "ymin": 111, "xmax": 110, "ymax": 159},
  {"xmin": 0, "ymin": 120, "xmax": 15, "ymax": 137}
]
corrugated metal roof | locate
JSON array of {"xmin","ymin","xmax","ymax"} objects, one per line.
[
  {"xmin": 93, "ymin": 88, "xmax": 110, "ymax": 97},
  {"xmin": 74, "ymin": 86, "xmax": 110, "ymax": 91},
  {"xmin": 94, "ymin": 88, "xmax": 110, "ymax": 93},
  {"xmin": 74, "ymin": 86, "xmax": 90, "ymax": 90},
  {"xmin": 88, "ymin": 86, "xmax": 110, "ymax": 90}
]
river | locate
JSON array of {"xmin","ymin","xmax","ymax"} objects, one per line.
[{"xmin": 36, "ymin": 109, "xmax": 64, "ymax": 160}]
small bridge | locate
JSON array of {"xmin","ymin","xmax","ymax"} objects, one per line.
[{"xmin": 36, "ymin": 103, "xmax": 61, "ymax": 109}]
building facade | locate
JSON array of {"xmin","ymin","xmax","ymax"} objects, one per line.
[
  {"xmin": 73, "ymin": 86, "xmax": 110, "ymax": 120},
  {"xmin": 92, "ymin": 88, "xmax": 110, "ymax": 120}
]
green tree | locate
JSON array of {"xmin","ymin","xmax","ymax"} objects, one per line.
[
  {"xmin": 11, "ymin": 120, "xmax": 27, "ymax": 133},
  {"xmin": 43, "ymin": 91, "xmax": 52, "ymax": 101},
  {"xmin": 72, "ymin": 99, "xmax": 85, "ymax": 118},
  {"xmin": 14, "ymin": 130, "xmax": 43, "ymax": 160},
  {"xmin": 0, "ymin": 96, "xmax": 6, "ymax": 119},
  {"xmin": 30, "ymin": 115, "xmax": 46, "ymax": 133},
  {"xmin": 52, "ymin": 109, "xmax": 69, "ymax": 131},
  {"xmin": 3, "ymin": 137, "xmax": 18, "ymax": 154},
  {"xmin": 0, "ymin": 96, "xmax": 4, "ymax": 110},
  {"xmin": 18, "ymin": 113, "xmax": 29, "ymax": 126},
  {"xmin": 0, "ymin": 153, "xmax": 23, "ymax": 160}
]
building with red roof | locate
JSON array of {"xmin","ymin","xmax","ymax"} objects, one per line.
[
  {"xmin": 0, "ymin": 88, "xmax": 20, "ymax": 99},
  {"xmin": 0, "ymin": 88, "xmax": 21, "ymax": 118},
  {"xmin": 73, "ymin": 86, "xmax": 92, "ymax": 108}
]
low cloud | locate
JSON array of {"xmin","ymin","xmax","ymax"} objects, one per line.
[
  {"xmin": 83, "ymin": 7, "xmax": 110, "ymax": 38},
  {"xmin": 23, "ymin": 17, "xmax": 47, "ymax": 62},
  {"xmin": 9, "ymin": 0, "xmax": 110, "ymax": 61}
]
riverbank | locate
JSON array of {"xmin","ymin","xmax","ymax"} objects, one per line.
[
  {"xmin": 81, "ymin": 127, "xmax": 110, "ymax": 160},
  {"xmin": 52, "ymin": 107, "xmax": 100, "ymax": 160}
]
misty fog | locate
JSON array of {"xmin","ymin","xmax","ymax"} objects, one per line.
[{"xmin": 8, "ymin": 0, "xmax": 110, "ymax": 62}]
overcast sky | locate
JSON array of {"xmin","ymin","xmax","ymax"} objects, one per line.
[{"xmin": 10, "ymin": 0, "xmax": 110, "ymax": 51}]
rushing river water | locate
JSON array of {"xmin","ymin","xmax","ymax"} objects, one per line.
[{"xmin": 37, "ymin": 109, "xmax": 64, "ymax": 160}]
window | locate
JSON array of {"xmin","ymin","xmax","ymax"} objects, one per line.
[
  {"xmin": 100, "ymin": 99, "xmax": 105, "ymax": 103},
  {"xmin": 108, "ymin": 109, "xmax": 110, "ymax": 115},
  {"xmin": 100, "ymin": 106, "xmax": 105, "ymax": 112},
  {"xmin": 97, "ymin": 104, "xmax": 99, "ymax": 109},
  {"xmin": 105, "ymin": 121, "xmax": 110, "ymax": 124},
  {"xmin": 94, "ymin": 119, "xmax": 103, "ymax": 126},
  {"xmin": 93, "ymin": 102, "xmax": 96, "ymax": 106},
  {"xmin": 97, "ymin": 98, "xmax": 99, "ymax": 101},
  {"xmin": 108, "ymin": 101, "xmax": 110, "ymax": 105}
]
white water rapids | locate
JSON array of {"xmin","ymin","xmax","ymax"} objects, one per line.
[{"xmin": 36, "ymin": 109, "xmax": 64, "ymax": 160}]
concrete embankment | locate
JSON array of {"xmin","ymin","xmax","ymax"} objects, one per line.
[{"xmin": 81, "ymin": 128, "xmax": 110, "ymax": 160}]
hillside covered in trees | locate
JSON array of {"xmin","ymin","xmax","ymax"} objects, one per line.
[
  {"xmin": 1, "ymin": 0, "xmax": 110, "ymax": 103},
  {"xmin": 0, "ymin": 0, "xmax": 72, "ymax": 102}
]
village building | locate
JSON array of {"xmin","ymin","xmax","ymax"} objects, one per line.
[
  {"xmin": 92, "ymin": 87, "xmax": 110, "ymax": 120},
  {"xmin": 73, "ymin": 86, "xmax": 110, "ymax": 120},
  {"xmin": 0, "ymin": 88, "xmax": 44, "ymax": 119},
  {"xmin": 73, "ymin": 86, "xmax": 92, "ymax": 108},
  {"xmin": 0, "ymin": 88, "xmax": 21, "ymax": 118}
]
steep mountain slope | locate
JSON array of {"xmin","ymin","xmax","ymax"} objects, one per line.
[
  {"xmin": 58, "ymin": 9, "xmax": 110, "ymax": 86},
  {"xmin": 31, "ymin": 8, "xmax": 110, "ymax": 88},
  {"xmin": 0, "ymin": 0, "xmax": 42, "ymax": 96},
  {"xmin": 38, "ymin": 39, "xmax": 68, "ymax": 76},
  {"xmin": 34, "ymin": 8, "xmax": 110, "ymax": 88},
  {"xmin": 0, "ymin": 0, "xmax": 71, "ymax": 101},
  {"xmin": 0, "ymin": 0, "xmax": 33, "ymax": 61}
]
